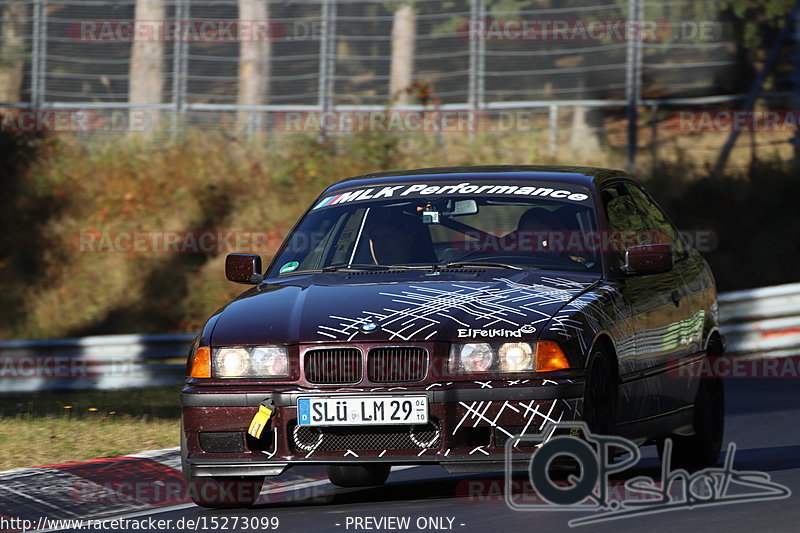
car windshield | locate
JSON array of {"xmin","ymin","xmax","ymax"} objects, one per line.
[{"xmin": 268, "ymin": 181, "xmax": 600, "ymax": 276}]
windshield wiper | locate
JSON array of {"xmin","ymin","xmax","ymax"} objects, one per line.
[
  {"xmin": 321, "ymin": 264, "xmax": 435, "ymax": 272},
  {"xmin": 287, "ymin": 262, "xmax": 525, "ymax": 275},
  {"xmin": 321, "ymin": 264, "xmax": 393, "ymax": 272},
  {"xmin": 276, "ymin": 264, "xmax": 389, "ymax": 275},
  {"xmin": 439, "ymin": 261, "xmax": 525, "ymax": 271}
]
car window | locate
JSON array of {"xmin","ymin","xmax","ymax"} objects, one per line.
[
  {"xmin": 268, "ymin": 181, "xmax": 601, "ymax": 276},
  {"xmin": 624, "ymin": 184, "xmax": 687, "ymax": 257},
  {"xmin": 602, "ymin": 184, "xmax": 652, "ymax": 267},
  {"xmin": 602, "ymin": 183, "xmax": 687, "ymax": 268}
]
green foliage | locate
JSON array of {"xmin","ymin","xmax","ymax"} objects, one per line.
[
  {"xmin": 487, "ymin": 0, "xmax": 531, "ymax": 17},
  {"xmin": 723, "ymin": 0, "xmax": 794, "ymax": 49},
  {"xmin": 644, "ymin": 160, "xmax": 800, "ymax": 291}
]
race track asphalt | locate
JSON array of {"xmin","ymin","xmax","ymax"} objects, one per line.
[{"xmin": 46, "ymin": 377, "xmax": 800, "ymax": 533}]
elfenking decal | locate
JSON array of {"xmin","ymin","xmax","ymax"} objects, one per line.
[{"xmin": 457, "ymin": 325, "xmax": 537, "ymax": 338}]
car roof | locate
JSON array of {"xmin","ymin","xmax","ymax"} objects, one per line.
[{"xmin": 323, "ymin": 165, "xmax": 631, "ymax": 194}]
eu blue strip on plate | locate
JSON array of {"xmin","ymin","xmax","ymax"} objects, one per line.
[{"xmin": 297, "ymin": 398, "xmax": 310, "ymax": 425}]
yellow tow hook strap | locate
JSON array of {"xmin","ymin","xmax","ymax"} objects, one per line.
[{"xmin": 247, "ymin": 399, "xmax": 276, "ymax": 439}]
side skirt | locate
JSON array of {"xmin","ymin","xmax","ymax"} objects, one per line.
[{"xmin": 617, "ymin": 405, "xmax": 695, "ymax": 446}]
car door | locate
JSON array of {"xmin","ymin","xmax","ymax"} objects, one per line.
[
  {"xmin": 601, "ymin": 182, "xmax": 694, "ymax": 423},
  {"xmin": 624, "ymin": 184, "xmax": 708, "ymax": 410},
  {"xmin": 625, "ymin": 184, "xmax": 707, "ymax": 358}
]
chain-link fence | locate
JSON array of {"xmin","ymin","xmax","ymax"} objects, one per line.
[{"xmin": 1, "ymin": 0, "xmax": 798, "ymax": 168}]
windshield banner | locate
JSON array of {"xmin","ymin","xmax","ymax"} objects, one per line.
[{"xmin": 312, "ymin": 182, "xmax": 591, "ymax": 210}]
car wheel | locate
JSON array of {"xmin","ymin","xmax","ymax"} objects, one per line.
[
  {"xmin": 327, "ymin": 464, "xmax": 391, "ymax": 487},
  {"xmin": 658, "ymin": 374, "xmax": 725, "ymax": 470},
  {"xmin": 583, "ymin": 349, "xmax": 617, "ymax": 436}
]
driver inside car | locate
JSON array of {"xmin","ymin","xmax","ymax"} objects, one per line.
[
  {"xmin": 366, "ymin": 210, "xmax": 438, "ymax": 265},
  {"xmin": 512, "ymin": 207, "xmax": 565, "ymax": 252},
  {"xmin": 504, "ymin": 207, "xmax": 590, "ymax": 266}
]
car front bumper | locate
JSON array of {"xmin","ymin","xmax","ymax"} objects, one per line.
[{"xmin": 181, "ymin": 379, "xmax": 584, "ymax": 477}]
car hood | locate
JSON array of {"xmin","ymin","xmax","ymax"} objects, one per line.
[{"xmin": 209, "ymin": 269, "xmax": 600, "ymax": 346}]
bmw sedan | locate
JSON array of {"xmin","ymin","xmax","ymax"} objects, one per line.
[{"xmin": 180, "ymin": 166, "xmax": 724, "ymax": 507}]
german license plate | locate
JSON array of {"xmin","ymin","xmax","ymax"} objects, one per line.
[{"xmin": 297, "ymin": 396, "xmax": 428, "ymax": 426}]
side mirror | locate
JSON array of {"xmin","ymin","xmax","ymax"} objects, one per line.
[
  {"xmin": 225, "ymin": 253, "xmax": 263, "ymax": 284},
  {"xmin": 623, "ymin": 244, "xmax": 673, "ymax": 275}
]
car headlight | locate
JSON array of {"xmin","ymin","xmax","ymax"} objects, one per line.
[
  {"xmin": 250, "ymin": 346, "xmax": 289, "ymax": 375},
  {"xmin": 498, "ymin": 342, "xmax": 534, "ymax": 372},
  {"xmin": 450, "ymin": 341, "xmax": 568, "ymax": 374},
  {"xmin": 213, "ymin": 346, "xmax": 290, "ymax": 378},
  {"xmin": 450, "ymin": 343, "xmax": 494, "ymax": 373}
]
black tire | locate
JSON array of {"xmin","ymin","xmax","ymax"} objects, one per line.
[
  {"xmin": 583, "ymin": 349, "xmax": 618, "ymax": 436},
  {"xmin": 658, "ymin": 374, "xmax": 725, "ymax": 471},
  {"xmin": 580, "ymin": 349, "xmax": 618, "ymax": 467},
  {"xmin": 327, "ymin": 464, "xmax": 391, "ymax": 487}
]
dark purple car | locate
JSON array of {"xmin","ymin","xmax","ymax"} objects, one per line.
[{"xmin": 181, "ymin": 166, "xmax": 724, "ymax": 507}]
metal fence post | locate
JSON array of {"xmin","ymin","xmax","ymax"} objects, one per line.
[
  {"xmin": 40, "ymin": 0, "xmax": 47, "ymax": 109},
  {"xmin": 468, "ymin": 0, "xmax": 478, "ymax": 112},
  {"xmin": 476, "ymin": 0, "xmax": 485, "ymax": 112},
  {"xmin": 30, "ymin": 0, "xmax": 47, "ymax": 110},
  {"xmin": 316, "ymin": 0, "xmax": 336, "ymax": 141},
  {"xmin": 549, "ymin": 103, "xmax": 558, "ymax": 156},
  {"xmin": 468, "ymin": 0, "xmax": 485, "ymax": 141},
  {"xmin": 171, "ymin": 0, "xmax": 188, "ymax": 140},
  {"xmin": 625, "ymin": 0, "xmax": 642, "ymax": 169},
  {"xmin": 30, "ymin": 0, "xmax": 40, "ymax": 110},
  {"xmin": 179, "ymin": 0, "xmax": 188, "ymax": 128},
  {"xmin": 318, "ymin": 0, "xmax": 336, "ymax": 115}
]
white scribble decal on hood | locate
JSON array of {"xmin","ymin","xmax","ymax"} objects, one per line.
[{"xmin": 317, "ymin": 276, "xmax": 594, "ymax": 341}]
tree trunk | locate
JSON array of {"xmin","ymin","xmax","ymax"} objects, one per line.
[
  {"xmin": 569, "ymin": 105, "xmax": 603, "ymax": 156},
  {"xmin": 129, "ymin": 0, "xmax": 165, "ymax": 130},
  {"xmin": 0, "ymin": 1, "xmax": 27, "ymax": 103},
  {"xmin": 237, "ymin": 0, "xmax": 271, "ymax": 132},
  {"xmin": 389, "ymin": 2, "xmax": 415, "ymax": 105}
]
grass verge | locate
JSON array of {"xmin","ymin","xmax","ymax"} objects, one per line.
[
  {"xmin": 0, "ymin": 417, "xmax": 178, "ymax": 471},
  {"xmin": 0, "ymin": 386, "xmax": 181, "ymax": 470}
]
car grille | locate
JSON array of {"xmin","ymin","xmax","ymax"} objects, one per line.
[
  {"xmin": 291, "ymin": 421, "xmax": 441, "ymax": 452},
  {"xmin": 303, "ymin": 346, "xmax": 430, "ymax": 384},
  {"xmin": 367, "ymin": 347, "xmax": 428, "ymax": 383},
  {"xmin": 304, "ymin": 348, "xmax": 362, "ymax": 384}
]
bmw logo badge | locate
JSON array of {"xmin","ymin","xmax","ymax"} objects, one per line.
[{"xmin": 361, "ymin": 322, "xmax": 378, "ymax": 332}]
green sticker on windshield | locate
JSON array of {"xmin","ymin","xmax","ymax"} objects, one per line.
[{"xmin": 279, "ymin": 261, "xmax": 299, "ymax": 274}]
